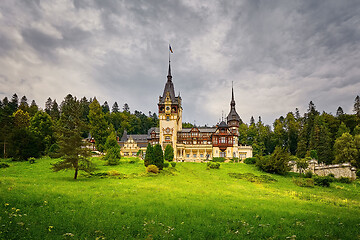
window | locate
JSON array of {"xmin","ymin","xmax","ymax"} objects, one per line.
[
  {"xmin": 220, "ymin": 137, "xmax": 226, "ymax": 143},
  {"xmin": 239, "ymin": 153, "xmax": 247, "ymax": 159},
  {"xmin": 193, "ymin": 154, "xmax": 197, "ymax": 158},
  {"xmin": 220, "ymin": 151, "xmax": 226, "ymax": 157},
  {"xmin": 165, "ymin": 136, "xmax": 171, "ymax": 142},
  {"xmin": 186, "ymin": 154, "xmax": 190, "ymax": 158},
  {"xmin": 200, "ymin": 154, "xmax": 204, "ymax": 158},
  {"xmin": 166, "ymin": 116, "xmax": 170, "ymax": 121}
]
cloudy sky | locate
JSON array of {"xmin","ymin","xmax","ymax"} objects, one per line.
[{"xmin": 0, "ymin": 0, "xmax": 359, "ymax": 126}]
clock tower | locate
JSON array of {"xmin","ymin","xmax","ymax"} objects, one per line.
[{"xmin": 158, "ymin": 62, "xmax": 182, "ymax": 157}]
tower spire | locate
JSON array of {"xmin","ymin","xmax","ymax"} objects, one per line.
[
  {"xmin": 227, "ymin": 83, "xmax": 242, "ymax": 124},
  {"xmin": 167, "ymin": 61, "xmax": 172, "ymax": 81},
  {"xmin": 231, "ymin": 81, "xmax": 235, "ymax": 107}
]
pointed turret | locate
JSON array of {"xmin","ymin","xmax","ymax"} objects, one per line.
[
  {"xmin": 227, "ymin": 86, "xmax": 242, "ymax": 124},
  {"xmin": 160, "ymin": 62, "xmax": 177, "ymax": 103}
]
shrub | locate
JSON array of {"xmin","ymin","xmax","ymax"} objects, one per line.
[
  {"xmin": 244, "ymin": 157, "xmax": 256, "ymax": 164},
  {"xmin": 314, "ymin": 176, "xmax": 331, "ymax": 187},
  {"xmin": 164, "ymin": 144, "xmax": 174, "ymax": 162},
  {"xmin": 304, "ymin": 171, "xmax": 313, "ymax": 178},
  {"xmin": 163, "ymin": 162, "xmax": 170, "ymax": 168},
  {"xmin": 293, "ymin": 178, "xmax": 314, "ymax": 187},
  {"xmin": 91, "ymin": 172, "xmax": 108, "ymax": 177},
  {"xmin": 212, "ymin": 157, "xmax": 226, "ymax": 162},
  {"xmin": 327, "ymin": 173, "xmax": 335, "ymax": 178},
  {"xmin": 207, "ymin": 162, "xmax": 220, "ymax": 169},
  {"xmin": 171, "ymin": 162, "xmax": 176, "ymax": 167},
  {"xmin": 146, "ymin": 165, "xmax": 159, "ymax": 174},
  {"xmin": 0, "ymin": 163, "xmax": 10, "ymax": 168},
  {"xmin": 48, "ymin": 143, "xmax": 60, "ymax": 158},
  {"xmin": 129, "ymin": 159, "xmax": 137, "ymax": 164},
  {"xmin": 256, "ymin": 147, "xmax": 290, "ymax": 175},
  {"xmin": 104, "ymin": 147, "xmax": 121, "ymax": 165},
  {"xmin": 338, "ymin": 177, "xmax": 352, "ymax": 183},
  {"xmin": 29, "ymin": 157, "xmax": 36, "ymax": 164},
  {"xmin": 152, "ymin": 144, "xmax": 164, "ymax": 170},
  {"xmin": 144, "ymin": 143, "xmax": 153, "ymax": 167},
  {"xmin": 107, "ymin": 170, "xmax": 120, "ymax": 176}
]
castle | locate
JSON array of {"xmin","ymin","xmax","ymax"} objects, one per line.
[{"xmin": 119, "ymin": 62, "xmax": 252, "ymax": 161}]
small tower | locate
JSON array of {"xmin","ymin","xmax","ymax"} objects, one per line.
[
  {"xmin": 226, "ymin": 85, "xmax": 242, "ymax": 136},
  {"xmin": 158, "ymin": 61, "xmax": 182, "ymax": 157}
]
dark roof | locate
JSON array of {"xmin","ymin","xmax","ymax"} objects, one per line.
[
  {"xmin": 218, "ymin": 121, "xmax": 228, "ymax": 128},
  {"xmin": 120, "ymin": 129, "xmax": 149, "ymax": 142},
  {"xmin": 227, "ymin": 86, "xmax": 242, "ymax": 123},
  {"xmin": 129, "ymin": 134, "xmax": 148, "ymax": 141},
  {"xmin": 148, "ymin": 127, "xmax": 159, "ymax": 135},
  {"xmin": 120, "ymin": 129, "xmax": 128, "ymax": 141},
  {"xmin": 180, "ymin": 127, "xmax": 217, "ymax": 133},
  {"xmin": 159, "ymin": 62, "xmax": 181, "ymax": 104}
]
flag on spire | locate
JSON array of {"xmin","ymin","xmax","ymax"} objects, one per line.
[{"xmin": 169, "ymin": 44, "xmax": 173, "ymax": 53}]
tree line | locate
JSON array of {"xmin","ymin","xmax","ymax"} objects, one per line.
[
  {"xmin": 1, "ymin": 92, "xmax": 360, "ymax": 170},
  {"xmin": 239, "ymin": 97, "xmax": 360, "ymax": 169},
  {"xmin": 0, "ymin": 93, "xmax": 158, "ymax": 160}
]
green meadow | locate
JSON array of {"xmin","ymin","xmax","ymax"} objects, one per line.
[{"xmin": 0, "ymin": 157, "xmax": 359, "ymax": 240}]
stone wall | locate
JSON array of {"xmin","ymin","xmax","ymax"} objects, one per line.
[{"xmin": 289, "ymin": 160, "xmax": 357, "ymax": 180}]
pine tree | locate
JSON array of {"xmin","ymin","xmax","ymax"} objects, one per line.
[
  {"xmin": 89, "ymin": 98, "xmax": 110, "ymax": 152},
  {"xmin": 309, "ymin": 116, "xmax": 333, "ymax": 164},
  {"xmin": 45, "ymin": 97, "xmax": 52, "ymax": 114},
  {"xmin": 29, "ymin": 100, "xmax": 38, "ymax": 117},
  {"xmin": 250, "ymin": 116, "xmax": 255, "ymax": 125},
  {"xmin": 104, "ymin": 131, "xmax": 121, "ymax": 165},
  {"xmin": 112, "ymin": 102, "xmax": 119, "ymax": 113},
  {"xmin": 19, "ymin": 96, "xmax": 29, "ymax": 112},
  {"xmin": 52, "ymin": 94, "xmax": 93, "ymax": 179},
  {"xmin": 144, "ymin": 143, "xmax": 153, "ymax": 167},
  {"xmin": 123, "ymin": 103, "xmax": 130, "ymax": 112},
  {"xmin": 354, "ymin": 95, "xmax": 360, "ymax": 117},
  {"xmin": 336, "ymin": 106, "xmax": 344, "ymax": 117},
  {"xmin": 164, "ymin": 144, "xmax": 174, "ymax": 162},
  {"xmin": 9, "ymin": 93, "xmax": 18, "ymax": 113},
  {"xmin": 102, "ymin": 101, "xmax": 110, "ymax": 114},
  {"xmin": 152, "ymin": 144, "xmax": 164, "ymax": 170},
  {"xmin": 50, "ymin": 100, "xmax": 60, "ymax": 121},
  {"xmin": 284, "ymin": 112, "xmax": 299, "ymax": 155}
]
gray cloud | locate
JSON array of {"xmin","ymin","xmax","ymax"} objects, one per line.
[{"xmin": 0, "ymin": 0, "xmax": 359, "ymax": 126}]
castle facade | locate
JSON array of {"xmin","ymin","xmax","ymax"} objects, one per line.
[{"xmin": 119, "ymin": 63, "xmax": 252, "ymax": 161}]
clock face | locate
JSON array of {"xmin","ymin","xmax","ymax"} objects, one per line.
[
  {"xmin": 166, "ymin": 106, "xmax": 170, "ymax": 111},
  {"xmin": 166, "ymin": 128, "xmax": 171, "ymax": 133}
]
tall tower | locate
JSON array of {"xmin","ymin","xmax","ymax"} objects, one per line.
[
  {"xmin": 158, "ymin": 61, "xmax": 182, "ymax": 157},
  {"xmin": 226, "ymin": 85, "xmax": 242, "ymax": 136}
]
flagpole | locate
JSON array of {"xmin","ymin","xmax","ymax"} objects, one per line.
[{"xmin": 168, "ymin": 44, "xmax": 171, "ymax": 63}]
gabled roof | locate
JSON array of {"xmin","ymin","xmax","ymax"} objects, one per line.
[{"xmin": 218, "ymin": 121, "xmax": 228, "ymax": 128}]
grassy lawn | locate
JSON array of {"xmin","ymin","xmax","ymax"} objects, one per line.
[{"xmin": 0, "ymin": 157, "xmax": 359, "ymax": 239}]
